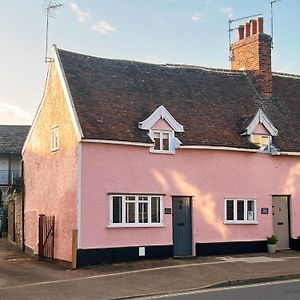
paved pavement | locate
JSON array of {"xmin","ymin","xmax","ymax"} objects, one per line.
[{"xmin": 1, "ymin": 239, "xmax": 300, "ymax": 299}]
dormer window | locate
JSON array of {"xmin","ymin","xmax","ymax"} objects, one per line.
[
  {"xmin": 250, "ymin": 134, "xmax": 271, "ymax": 150},
  {"xmin": 243, "ymin": 109, "xmax": 278, "ymax": 153},
  {"xmin": 138, "ymin": 105, "xmax": 184, "ymax": 154},
  {"xmin": 153, "ymin": 131, "xmax": 170, "ymax": 151}
]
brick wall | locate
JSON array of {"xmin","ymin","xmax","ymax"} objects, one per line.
[
  {"xmin": 7, "ymin": 195, "xmax": 23, "ymax": 249},
  {"xmin": 231, "ymin": 18, "xmax": 272, "ymax": 97}
]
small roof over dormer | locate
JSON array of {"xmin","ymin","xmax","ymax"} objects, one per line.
[
  {"xmin": 138, "ymin": 105, "xmax": 184, "ymax": 132},
  {"xmin": 245, "ymin": 109, "xmax": 278, "ymax": 136}
]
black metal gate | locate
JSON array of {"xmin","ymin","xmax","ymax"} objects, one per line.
[{"xmin": 38, "ymin": 214, "xmax": 55, "ymax": 261}]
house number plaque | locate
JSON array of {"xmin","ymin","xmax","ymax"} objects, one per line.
[
  {"xmin": 261, "ymin": 208, "xmax": 269, "ymax": 214},
  {"xmin": 165, "ymin": 208, "xmax": 172, "ymax": 214}
]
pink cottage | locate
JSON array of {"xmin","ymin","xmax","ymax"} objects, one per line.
[{"xmin": 23, "ymin": 18, "xmax": 300, "ymax": 267}]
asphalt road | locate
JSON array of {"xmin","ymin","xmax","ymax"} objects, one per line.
[{"xmin": 144, "ymin": 279, "xmax": 300, "ymax": 300}]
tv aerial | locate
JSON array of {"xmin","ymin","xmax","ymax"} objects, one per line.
[
  {"xmin": 44, "ymin": 0, "xmax": 63, "ymax": 63},
  {"xmin": 228, "ymin": 13, "xmax": 263, "ymax": 61},
  {"xmin": 270, "ymin": 0, "xmax": 283, "ymax": 49}
]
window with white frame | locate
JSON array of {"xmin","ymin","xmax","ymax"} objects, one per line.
[
  {"xmin": 225, "ymin": 199, "xmax": 257, "ymax": 224},
  {"xmin": 250, "ymin": 134, "xmax": 271, "ymax": 150},
  {"xmin": 110, "ymin": 195, "xmax": 163, "ymax": 226},
  {"xmin": 51, "ymin": 126, "xmax": 59, "ymax": 151},
  {"xmin": 152, "ymin": 130, "xmax": 172, "ymax": 152}
]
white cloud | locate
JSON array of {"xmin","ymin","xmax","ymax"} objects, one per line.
[
  {"xmin": 220, "ymin": 7, "xmax": 234, "ymax": 19},
  {"xmin": 0, "ymin": 102, "xmax": 33, "ymax": 125},
  {"xmin": 69, "ymin": 3, "xmax": 91, "ymax": 23},
  {"xmin": 92, "ymin": 21, "xmax": 116, "ymax": 34},
  {"xmin": 191, "ymin": 13, "xmax": 207, "ymax": 23}
]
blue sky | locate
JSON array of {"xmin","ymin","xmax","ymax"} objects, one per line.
[{"xmin": 1, "ymin": 0, "xmax": 299, "ymax": 124}]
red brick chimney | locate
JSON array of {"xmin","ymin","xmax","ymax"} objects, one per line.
[{"xmin": 231, "ymin": 18, "xmax": 272, "ymax": 97}]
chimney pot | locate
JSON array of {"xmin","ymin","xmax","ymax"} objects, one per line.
[
  {"xmin": 244, "ymin": 22, "xmax": 251, "ymax": 37},
  {"xmin": 238, "ymin": 25, "xmax": 245, "ymax": 40},
  {"xmin": 257, "ymin": 17, "xmax": 264, "ymax": 33},
  {"xmin": 250, "ymin": 19, "xmax": 257, "ymax": 35}
]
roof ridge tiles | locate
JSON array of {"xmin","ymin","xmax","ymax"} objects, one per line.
[{"xmin": 57, "ymin": 48, "xmax": 244, "ymax": 75}]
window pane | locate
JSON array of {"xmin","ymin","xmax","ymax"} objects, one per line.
[
  {"xmin": 112, "ymin": 196, "xmax": 122, "ymax": 223},
  {"xmin": 162, "ymin": 133, "xmax": 169, "ymax": 150},
  {"xmin": 125, "ymin": 196, "xmax": 135, "ymax": 223},
  {"xmin": 139, "ymin": 202, "xmax": 148, "ymax": 223},
  {"xmin": 126, "ymin": 202, "xmax": 135, "ymax": 223},
  {"xmin": 226, "ymin": 200, "xmax": 234, "ymax": 221},
  {"xmin": 247, "ymin": 200, "xmax": 255, "ymax": 221},
  {"xmin": 237, "ymin": 200, "xmax": 244, "ymax": 220},
  {"xmin": 151, "ymin": 197, "xmax": 160, "ymax": 223},
  {"xmin": 154, "ymin": 134, "xmax": 160, "ymax": 150}
]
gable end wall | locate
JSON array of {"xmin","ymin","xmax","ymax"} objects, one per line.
[{"xmin": 23, "ymin": 63, "xmax": 78, "ymax": 263}]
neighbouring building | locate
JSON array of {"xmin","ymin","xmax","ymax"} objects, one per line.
[
  {"xmin": 0, "ymin": 125, "xmax": 30, "ymax": 241},
  {"xmin": 23, "ymin": 18, "xmax": 300, "ymax": 267}
]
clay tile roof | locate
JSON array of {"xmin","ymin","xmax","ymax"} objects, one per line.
[
  {"xmin": 57, "ymin": 49, "xmax": 300, "ymax": 151},
  {"xmin": 0, "ymin": 125, "xmax": 30, "ymax": 155}
]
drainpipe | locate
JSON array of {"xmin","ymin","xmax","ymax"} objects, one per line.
[{"xmin": 21, "ymin": 160, "xmax": 25, "ymax": 252}]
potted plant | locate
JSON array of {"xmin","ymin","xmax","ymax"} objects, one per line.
[{"xmin": 267, "ymin": 235, "xmax": 278, "ymax": 253}]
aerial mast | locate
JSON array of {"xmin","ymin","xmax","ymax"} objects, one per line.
[{"xmin": 44, "ymin": 0, "xmax": 63, "ymax": 63}]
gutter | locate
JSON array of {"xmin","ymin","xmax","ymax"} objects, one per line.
[
  {"xmin": 180, "ymin": 145, "xmax": 259, "ymax": 153},
  {"xmin": 81, "ymin": 139, "xmax": 300, "ymax": 156},
  {"xmin": 277, "ymin": 152, "xmax": 300, "ymax": 157}
]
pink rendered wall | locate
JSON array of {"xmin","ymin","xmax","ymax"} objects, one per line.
[
  {"xmin": 80, "ymin": 143, "xmax": 300, "ymax": 250},
  {"xmin": 253, "ymin": 123, "xmax": 269, "ymax": 134},
  {"xmin": 152, "ymin": 119, "xmax": 173, "ymax": 130},
  {"xmin": 23, "ymin": 64, "xmax": 78, "ymax": 262}
]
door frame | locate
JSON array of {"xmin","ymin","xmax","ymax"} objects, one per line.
[
  {"xmin": 172, "ymin": 196, "xmax": 193, "ymax": 257},
  {"xmin": 272, "ymin": 195, "xmax": 291, "ymax": 249}
]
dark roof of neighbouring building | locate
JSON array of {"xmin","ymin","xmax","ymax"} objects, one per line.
[
  {"xmin": 0, "ymin": 125, "xmax": 30, "ymax": 155},
  {"xmin": 57, "ymin": 48, "xmax": 300, "ymax": 152}
]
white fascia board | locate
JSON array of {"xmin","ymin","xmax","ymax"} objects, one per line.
[
  {"xmin": 22, "ymin": 60, "xmax": 53, "ymax": 155},
  {"xmin": 246, "ymin": 109, "xmax": 278, "ymax": 136},
  {"xmin": 138, "ymin": 105, "xmax": 184, "ymax": 132},
  {"xmin": 82, "ymin": 139, "xmax": 153, "ymax": 147},
  {"xmin": 54, "ymin": 46, "xmax": 84, "ymax": 141}
]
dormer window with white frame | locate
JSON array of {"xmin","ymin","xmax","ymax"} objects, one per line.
[
  {"xmin": 51, "ymin": 126, "xmax": 59, "ymax": 152},
  {"xmin": 138, "ymin": 105, "xmax": 184, "ymax": 154},
  {"xmin": 250, "ymin": 134, "xmax": 271, "ymax": 150},
  {"xmin": 153, "ymin": 131, "xmax": 171, "ymax": 151},
  {"xmin": 243, "ymin": 109, "xmax": 278, "ymax": 153}
]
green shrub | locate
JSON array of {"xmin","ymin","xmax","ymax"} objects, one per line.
[{"xmin": 267, "ymin": 235, "xmax": 278, "ymax": 244}]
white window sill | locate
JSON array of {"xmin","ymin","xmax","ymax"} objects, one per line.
[
  {"xmin": 107, "ymin": 224, "xmax": 166, "ymax": 228},
  {"xmin": 150, "ymin": 149, "xmax": 175, "ymax": 155},
  {"xmin": 224, "ymin": 221, "xmax": 258, "ymax": 225}
]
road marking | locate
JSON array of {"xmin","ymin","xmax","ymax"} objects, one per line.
[{"xmin": 140, "ymin": 278, "xmax": 300, "ymax": 299}]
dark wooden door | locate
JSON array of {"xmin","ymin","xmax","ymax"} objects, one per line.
[{"xmin": 172, "ymin": 197, "xmax": 192, "ymax": 257}]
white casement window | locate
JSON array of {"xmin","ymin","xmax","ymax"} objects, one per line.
[
  {"xmin": 51, "ymin": 126, "xmax": 59, "ymax": 151},
  {"xmin": 250, "ymin": 134, "xmax": 271, "ymax": 151},
  {"xmin": 149, "ymin": 130, "xmax": 177, "ymax": 154},
  {"xmin": 224, "ymin": 199, "xmax": 257, "ymax": 224},
  {"xmin": 110, "ymin": 195, "xmax": 163, "ymax": 227},
  {"xmin": 153, "ymin": 131, "xmax": 171, "ymax": 151}
]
